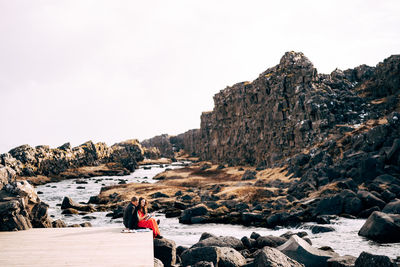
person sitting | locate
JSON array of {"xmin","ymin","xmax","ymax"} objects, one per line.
[
  {"xmin": 123, "ymin": 196, "xmax": 139, "ymax": 231},
  {"xmin": 137, "ymin": 197, "xmax": 162, "ymax": 239}
]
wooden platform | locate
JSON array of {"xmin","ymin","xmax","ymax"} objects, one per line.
[{"xmin": 0, "ymin": 227, "xmax": 154, "ymax": 267}]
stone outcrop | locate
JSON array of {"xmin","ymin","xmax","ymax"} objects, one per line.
[
  {"xmin": 0, "ymin": 166, "xmax": 53, "ymax": 231},
  {"xmin": 177, "ymin": 52, "xmax": 400, "ymax": 167},
  {"xmin": 141, "ymin": 134, "xmax": 180, "ymax": 158},
  {"xmin": 0, "ymin": 139, "xmax": 144, "ymax": 179}
]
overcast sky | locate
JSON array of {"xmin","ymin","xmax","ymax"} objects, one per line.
[{"xmin": 0, "ymin": 0, "xmax": 399, "ymax": 153}]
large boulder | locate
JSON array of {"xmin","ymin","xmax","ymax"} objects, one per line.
[
  {"xmin": 326, "ymin": 255, "xmax": 356, "ymax": 267},
  {"xmin": 256, "ymin": 235, "xmax": 287, "ymax": 248},
  {"xmin": 278, "ymin": 235, "xmax": 338, "ymax": 267},
  {"xmin": 181, "ymin": 246, "xmax": 245, "ymax": 267},
  {"xmin": 179, "ymin": 204, "xmax": 209, "ymax": 224},
  {"xmin": 30, "ymin": 202, "xmax": 52, "ymax": 228},
  {"xmin": 192, "ymin": 236, "xmax": 244, "ymax": 251},
  {"xmin": 357, "ymin": 190, "xmax": 386, "ymax": 210},
  {"xmin": 358, "ymin": 211, "xmax": 400, "ymax": 243},
  {"xmin": 219, "ymin": 247, "xmax": 247, "ymax": 267},
  {"xmin": 254, "ymin": 246, "xmax": 304, "ymax": 267},
  {"xmin": 382, "ymin": 199, "xmax": 400, "ymax": 214},
  {"xmin": 354, "ymin": 251, "xmax": 397, "ymax": 267},
  {"xmin": 0, "ymin": 199, "xmax": 32, "ymax": 231},
  {"xmin": 314, "ymin": 190, "xmax": 362, "ymax": 216},
  {"xmin": 154, "ymin": 238, "xmax": 176, "ymax": 267}
]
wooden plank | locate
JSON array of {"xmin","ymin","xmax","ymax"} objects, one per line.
[{"xmin": 0, "ymin": 227, "xmax": 154, "ymax": 267}]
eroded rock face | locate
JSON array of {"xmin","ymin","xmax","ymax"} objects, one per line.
[
  {"xmin": 177, "ymin": 52, "xmax": 400, "ymax": 168},
  {"xmin": 0, "ymin": 166, "xmax": 53, "ymax": 231}
]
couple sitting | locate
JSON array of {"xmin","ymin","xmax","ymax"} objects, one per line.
[{"xmin": 123, "ymin": 196, "xmax": 162, "ymax": 239}]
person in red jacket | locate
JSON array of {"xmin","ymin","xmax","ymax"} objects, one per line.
[{"xmin": 137, "ymin": 197, "xmax": 162, "ymax": 238}]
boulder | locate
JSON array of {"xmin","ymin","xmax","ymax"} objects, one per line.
[
  {"xmin": 154, "ymin": 238, "xmax": 176, "ymax": 267},
  {"xmin": 314, "ymin": 190, "xmax": 362, "ymax": 216},
  {"xmin": 310, "ymin": 225, "xmax": 335, "ymax": 234},
  {"xmin": 30, "ymin": 202, "xmax": 52, "ymax": 228},
  {"xmin": 278, "ymin": 235, "xmax": 338, "ymax": 267},
  {"xmin": 181, "ymin": 246, "xmax": 245, "ymax": 267},
  {"xmin": 254, "ymin": 246, "xmax": 304, "ymax": 267},
  {"xmin": 52, "ymin": 219, "xmax": 67, "ymax": 228},
  {"xmin": 200, "ymin": 232, "xmax": 217, "ymax": 241},
  {"xmin": 241, "ymin": 236, "xmax": 256, "ymax": 249},
  {"xmin": 181, "ymin": 246, "xmax": 220, "ymax": 266},
  {"xmin": 326, "ymin": 255, "xmax": 356, "ymax": 267},
  {"xmin": 179, "ymin": 204, "xmax": 209, "ymax": 224},
  {"xmin": 358, "ymin": 211, "xmax": 400, "ymax": 243},
  {"xmin": 61, "ymin": 197, "xmax": 95, "ymax": 212},
  {"xmin": 256, "ymin": 235, "xmax": 287, "ymax": 248},
  {"xmin": 177, "ymin": 246, "xmax": 189, "ymax": 257},
  {"xmin": 382, "ymin": 199, "xmax": 400, "ymax": 214},
  {"xmin": 219, "ymin": 247, "xmax": 247, "ymax": 267},
  {"xmin": 0, "ymin": 199, "xmax": 32, "ymax": 231},
  {"xmin": 354, "ymin": 251, "xmax": 396, "ymax": 267},
  {"xmin": 357, "ymin": 190, "xmax": 386, "ymax": 209},
  {"xmin": 192, "ymin": 236, "xmax": 245, "ymax": 251}
]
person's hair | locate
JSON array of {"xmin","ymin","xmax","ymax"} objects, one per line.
[
  {"xmin": 138, "ymin": 197, "xmax": 147, "ymax": 214},
  {"xmin": 131, "ymin": 196, "xmax": 138, "ymax": 202}
]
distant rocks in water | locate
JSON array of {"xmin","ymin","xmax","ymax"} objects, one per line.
[
  {"xmin": 358, "ymin": 211, "xmax": 400, "ymax": 243},
  {"xmin": 310, "ymin": 225, "xmax": 335, "ymax": 234},
  {"xmin": 61, "ymin": 197, "xmax": 95, "ymax": 212}
]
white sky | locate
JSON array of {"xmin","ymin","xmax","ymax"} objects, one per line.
[{"xmin": 0, "ymin": 0, "xmax": 399, "ymax": 153}]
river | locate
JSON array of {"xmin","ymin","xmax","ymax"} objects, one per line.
[{"xmin": 36, "ymin": 163, "xmax": 400, "ymax": 259}]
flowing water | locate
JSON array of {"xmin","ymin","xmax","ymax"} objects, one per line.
[{"xmin": 36, "ymin": 163, "xmax": 400, "ymax": 259}]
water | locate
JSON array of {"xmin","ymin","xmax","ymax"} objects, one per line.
[{"xmin": 36, "ymin": 163, "xmax": 400, "ymax": 259}]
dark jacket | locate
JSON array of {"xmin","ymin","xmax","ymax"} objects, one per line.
[{"xmin": 123, "ymin": 203, "xmax": 139, "ymax": 229}]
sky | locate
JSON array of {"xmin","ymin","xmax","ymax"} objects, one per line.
[{"xmin": 0, "ymin": 0, "xmax": 399, "ymax": 153}]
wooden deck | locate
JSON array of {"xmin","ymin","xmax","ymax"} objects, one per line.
[{"xmin": 0, "ymin": 227, "xmax": 154, "ymax": 267}]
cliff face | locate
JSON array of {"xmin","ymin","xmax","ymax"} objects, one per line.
[{"xmin": 182, "ymin": 52, "xmax": 400, "ymax": 166}]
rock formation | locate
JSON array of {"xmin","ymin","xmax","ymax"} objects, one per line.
[
  {"xmin": 0, "ymin": 166, "xmax": 52, "ymax": 231},
  {"xmin": 178, "ymin": 52, "xmax": 399, "ymax": 167},
  {"xmin": 0, "ymin": 139, "xmax": 144, "ymax": 179}
]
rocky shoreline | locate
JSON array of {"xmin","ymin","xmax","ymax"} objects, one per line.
[
  {"xmin": 154, "ymin": 231, "xmax": 400, "ymax": 267},
  {"xmin": 0, "ymin": 139, "xmax": 145, "ymax": 231},
  {"xmin": 1, "ymin": 51, "xmax": 400, "ymax": 266}
]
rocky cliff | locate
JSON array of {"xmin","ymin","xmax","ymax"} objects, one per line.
[{"xmin": 179, "ymin": 52, "xmax": 399, "ymax": 167}]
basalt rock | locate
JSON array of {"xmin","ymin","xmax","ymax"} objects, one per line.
[
  {"xmin": 358, "ymin": 211, "xmax": 400, "ymax": 243},
  {"xmin": 177, "ymin": 53, "xmax": 400, "ymax": 167},
  {"xmin": 0, "ymin": 166, "xmax": 52, "ymax": 231}
]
